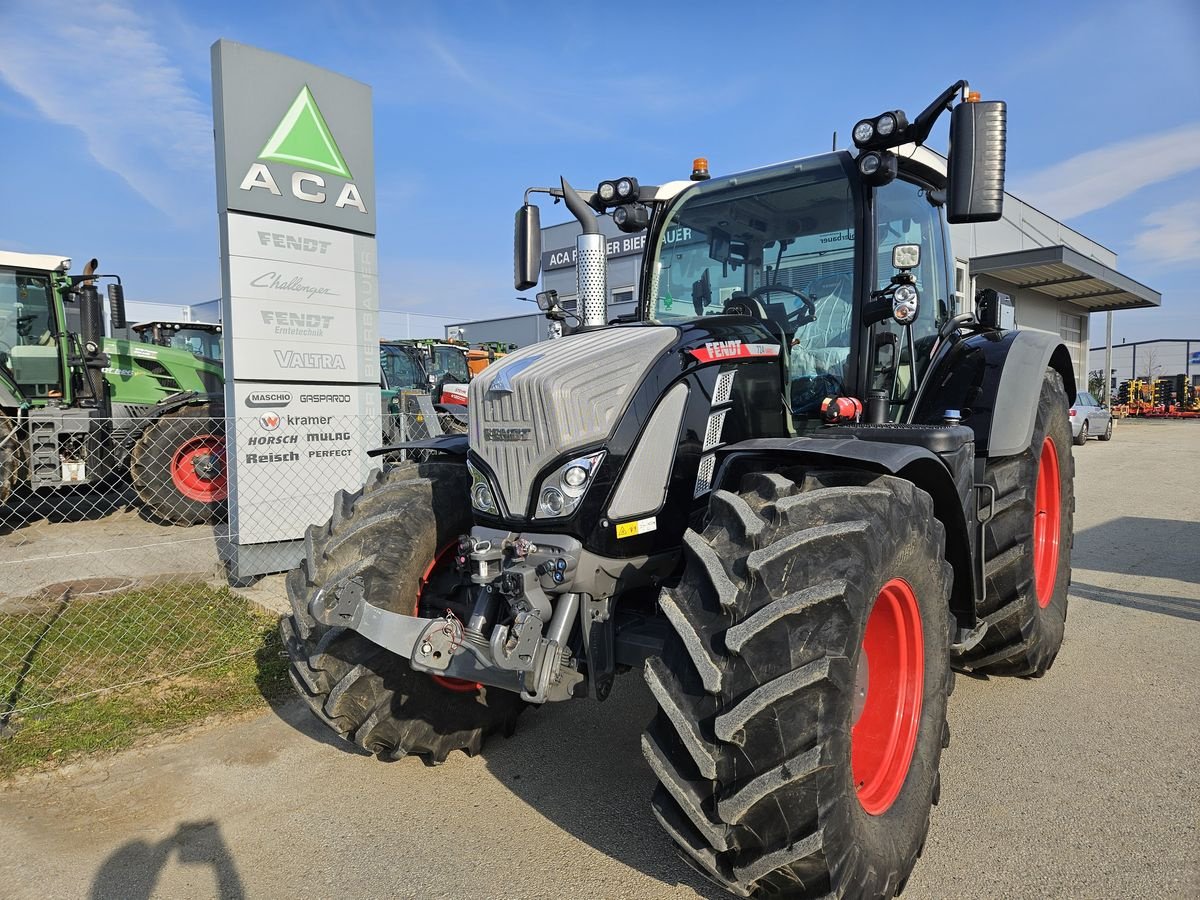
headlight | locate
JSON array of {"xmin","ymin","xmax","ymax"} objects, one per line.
[
  {"xmin": 598, "ymin": 181, "xmax": 616, "ymax": 202},
  {"xmin": 875, "ymin": 112, "xmax": 896, "ymax": 137},
  {"xmin": 535, "ymin": 451, "xmax": 605, "ymax": 519},
  {"xmin": 852, "ymin": 119, "xmax": 875, "ymax": 146},
  {"xmin": 859, "ymin": 153, "xmax": 881, "ymax": 176},
  {"xmin": 467, "ymin": 459, "xmax": 499, "ymax": 515}
]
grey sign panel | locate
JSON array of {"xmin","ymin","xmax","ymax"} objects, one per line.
[
  {"xmin": 227, "ymin": 381, "xmax": 380, "ymax": 544},
  {"xmin": 212, "ymin": 40, "xmax": 376, "ymax": 234},
  {"xmin": 220, "ymin": 212, "xmax": 379, "ymax": 383}
]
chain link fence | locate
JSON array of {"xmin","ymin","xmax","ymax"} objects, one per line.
[{"xmin": 0, "ymin": 402, "xmax": 457, "ymax": 770}]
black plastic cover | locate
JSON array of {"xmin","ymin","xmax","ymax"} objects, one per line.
[
  {"xmin": 947, "ymin": 100, "xmax": 1006, "ymax": 224},
  {"xmin": 514, "ymin": 203, "xmax": 541, "ymax": 291}
]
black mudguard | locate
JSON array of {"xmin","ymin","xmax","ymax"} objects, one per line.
[
  {"xmin": 911, "ymin": 329, "xmax": 1076, "ymax": 458},
  {"xmin": 714, "ymin": 433, "xmax": 978, "ymax": 627},
  {"xmin": 368, "ymin": 434, "xmax": 468, "ymax": 458}
]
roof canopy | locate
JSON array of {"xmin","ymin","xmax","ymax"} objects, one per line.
[{"xmin": 970, "ymin": 245, "xmax": 1160, "ymax": 313}]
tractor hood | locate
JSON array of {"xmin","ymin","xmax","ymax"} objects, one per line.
[
  {"xmin": 101, "ymin": 338, "xmax": 224, "ymax": 403},
  {"xmin": 467, "ymin": 326, "xmax": 676, "ymax": 517}
]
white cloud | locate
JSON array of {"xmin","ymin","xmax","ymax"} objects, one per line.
[
  {"xmin": 1010, "ymin": 123, "xmax": 1200, "ymax": 220},
  {"xmin": 0, "ymin": 0, "xmax": 211, "ymax": 221},
  {"xmin": 1130, "ymin": 199, "xmax": 1200, "ymax": 267}
]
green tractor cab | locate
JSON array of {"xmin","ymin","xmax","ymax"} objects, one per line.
[
  {"xmin": 130, "ymin": 320, "xmax": 224, "ymax": 364},
  {"xmin": 0, "ymin": 252, "xmax": 225, "ymax": 523}
]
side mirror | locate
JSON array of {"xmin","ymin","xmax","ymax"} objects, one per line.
[
  {"xmin": 107, "ymin": 283, "xmax": 127, "ymax": 329},
  {"xmin": 514, "ymin": 203, "xmax": 542, "ymax": 291},
  {"xmin": 947, "ymin": 99, "xmax": 1006, "ymax": 224}
]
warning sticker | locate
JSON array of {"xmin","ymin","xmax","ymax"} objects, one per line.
[{"xmin": 616, "ymin": 516, "xmax": 658, "ymax": 539}]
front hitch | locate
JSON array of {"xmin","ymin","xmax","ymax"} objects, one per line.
[{"xmin": 308, "ymin": 573, "xmax": 577, "ymax": 701}]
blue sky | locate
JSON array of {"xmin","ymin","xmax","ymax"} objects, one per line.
[{"xmin": 1, "ymin": 0, "xmax": 1198, "ymax": 345}]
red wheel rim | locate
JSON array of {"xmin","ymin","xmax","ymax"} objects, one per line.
[
  {"xmin": 851, "ymin": 577, "xmax": 924, "ymax": 816},
  {"xmin": 415, "ymin": 543, "xmax": 481, "ymax": 693},
  {"xmin": 169, "ymin": 435, "xmax": 228, "ymax": 502},
  {"xmin": 1032, "ymin": 436, "xmax": 1061, "ymax": 608}
]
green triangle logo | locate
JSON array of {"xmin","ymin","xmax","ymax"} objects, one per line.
[{"xmin": 259, "ymin": 85, "xmax": 352, "ymax": 179}]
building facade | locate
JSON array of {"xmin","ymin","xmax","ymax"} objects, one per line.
[{"xmin": 1087, "ymin": 339, "xmax": 1200, "ymax": 391}]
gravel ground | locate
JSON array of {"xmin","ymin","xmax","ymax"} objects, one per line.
[{"xmin": 0, "ymin": 418, "xmax": 1197, "ymax": 899}]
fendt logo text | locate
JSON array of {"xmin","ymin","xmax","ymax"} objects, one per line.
[{"xmin": 239, "ymin": 85, "xmax": 366, "ymax": 214}]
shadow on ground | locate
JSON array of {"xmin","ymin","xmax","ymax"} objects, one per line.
[
  {"xmin": 1070, "ymin": 581, "xmax": 1199, "ymax": 622},
  {"xmin": 0, "ymin": 480, "xmax": 137, "ymax": 535},
  {"xmin": 90, "ymin": 819, "xmax": 244, "ymax": 900},
  {"xmin": 1072, "ymin": 517, "xmax": 1200, "ymax": 586}
]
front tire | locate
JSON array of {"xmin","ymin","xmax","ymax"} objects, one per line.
[
  {"xmin": 130, "ymin": 403, "xmax": 227, "ymax": 525},
  {"xmin": 1098, "ymin": 418, "xmax": 1113, "ymax": 441},
  {"xmin": 280, "ymin": 460, "xmax": 523, "ymax": 763},
  {"xmin": 954, "ymin": 367, "xmax": 1073, "ymax": 677},
  {"xmin": 644, "ymin": 468, "xmax": 952, "ymax": 898}
]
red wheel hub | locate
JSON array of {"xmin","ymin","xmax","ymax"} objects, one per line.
[
  {"xmin": 170, "ymin": 435, "xmax": 228, "ymax": 502},
  {"xmin": 851, "ymin": 577, "xmax": 924, "ymax": 816},
  {"xmin": 1032, "ymin": 436, "xmax": 1062, "ymax": 608},
  {"xmin": 415, "ymin": 543, "xmax": 481, "ymax": 693}
]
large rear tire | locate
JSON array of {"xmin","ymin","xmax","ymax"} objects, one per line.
[
  {"xmin": 280, "ymin": 460, "xmax": 523, "ymax": 763},
  {"xmin": 954, "ymin": 367, "xmax": 1073, "ymax": 677},
  {"xmin": 130, "ymin": 403, "xmax": 227, "ymax": 525},
  {"xmin": 644, "ymin": 468, "xmax": 953, "ymax": 898}
]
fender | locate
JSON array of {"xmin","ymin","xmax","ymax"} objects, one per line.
[
  {"xmin": 149, "ymin": 390, "xmax": 225, "ymax": 420},
  {"xmin": 911, "ymin": 329, "xmax": 1076, "ymax": 457},
  {"xmin": 368, "ymin": 434, "xmax": 467, "ymax": 457},
  {"xmin": 714, "ymin": 434, "xmax": 977, "ymax": 627}
]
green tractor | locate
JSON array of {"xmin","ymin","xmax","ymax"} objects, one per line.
[
  {"xmin": 283, "ymin": 84, "xmax": 1076, "ymax": 897},
  {"xmin": 0, "ymin": 253, "xmax": 226, "ymax": 524}
]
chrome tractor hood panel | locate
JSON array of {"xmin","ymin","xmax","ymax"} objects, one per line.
[{"xmin": 468, "ymin": 326, "xmax": 677, "ymax": 516}]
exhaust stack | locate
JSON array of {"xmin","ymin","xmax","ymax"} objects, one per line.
[{"xmin": 561, "ymin": 177, "xmax": 607, "ymax": 328}]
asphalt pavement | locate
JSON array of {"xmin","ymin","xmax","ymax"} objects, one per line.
[{"xmin": 1, "ymin": 418, "xmax": 1197, "ymax": 899}]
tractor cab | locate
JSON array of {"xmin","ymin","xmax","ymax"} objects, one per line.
[
  {"xmin": 132, "ymin": 320, "xmax": 224, "ymax": 363},
  {"xmin": 0, "ymin": 254, "xmax": 69, "ymax": 402}
]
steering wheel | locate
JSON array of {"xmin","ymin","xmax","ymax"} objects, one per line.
[{"xmin": 749, "ymin": 283, "xmax": 817, "ymax": 328}]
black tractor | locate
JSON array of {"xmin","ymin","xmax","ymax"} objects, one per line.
[{"xmin": 281, "ymin": 83, "xmax": 1074, "ymax": 898}]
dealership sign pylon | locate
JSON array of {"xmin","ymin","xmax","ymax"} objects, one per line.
[{"xmin": 212, "ymin": 40, "xmax": 380, "ymax": 577}]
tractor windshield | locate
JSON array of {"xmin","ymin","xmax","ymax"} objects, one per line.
[
  {"xmin": 380, "ymin": 345, "xmax": 427, "ymax": 391},
  {"xmin": 646, "ymin": 156, "xmax": 859, "ymax": 416},
  {"xmin": 433, "ymin": 346, "xmax": 470, "ymax": 385},
  {"xmin": 0, "ymin": 269, "xmax": 62, "ymax": 397},
  {"xmin": 172, "ymin": 327, "xmax": 223, "ymax": 362}
]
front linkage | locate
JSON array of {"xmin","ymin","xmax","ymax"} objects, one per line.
[{"xmin": 311, "ymin": 528, "xmax": 588, "ymax": 703}]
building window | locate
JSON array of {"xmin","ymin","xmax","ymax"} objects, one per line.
[
  {"xmin": 954, "ymin": 261, "xmax": 970, "ymax": 315},
  {"xmin": 612, "ymin": 288, "xmax": 635, "ymax": 306},
  {"xmin": 1059, "ymin": 312, "xmax": 1083, "ymax": 374}
]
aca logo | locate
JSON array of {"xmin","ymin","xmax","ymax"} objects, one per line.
[{"xmin": 259, "ymin": 412, "xmax": 282, "ymax": 431}]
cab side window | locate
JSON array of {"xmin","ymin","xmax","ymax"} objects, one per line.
[{"xmin": 874, "ymin": 177, "xmax": 951, "ymax": 384}]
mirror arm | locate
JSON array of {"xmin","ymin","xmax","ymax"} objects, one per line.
[{"xmin": 906, "ymin": 79, "xmax": 967, "ymax": 147}]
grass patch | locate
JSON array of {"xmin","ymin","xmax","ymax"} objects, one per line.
[{"xmin": 0, "ymin": 582, "xmax": 288, "ymax": 777}]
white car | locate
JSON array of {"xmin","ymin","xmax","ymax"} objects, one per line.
[{"xmin": 1070, "ymin": 391, "xmax": 1113, "ymax": 444}]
